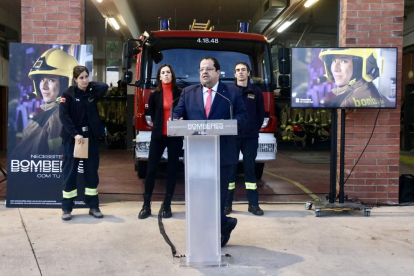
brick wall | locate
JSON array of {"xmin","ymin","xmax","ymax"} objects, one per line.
[
  {"xmin": 339, "ymin": 0, "xmax": 404, "ymax": 204},
  {"xmin": 21, "ymin": 0, "xmax": 85, "ymax": 44}
]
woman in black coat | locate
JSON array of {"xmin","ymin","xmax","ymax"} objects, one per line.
[{"xmin": 138, "ymin": 64, "xmax": 183, "ymax": 219}]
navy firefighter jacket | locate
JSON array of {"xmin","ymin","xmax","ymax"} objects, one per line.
[
  {"xmin": 231, "ymin": 82, "xmax": 265, "ymax": 138},
  {"xmin": 59, "ymin": 81, "xmax": 108, "ymax": 142}
]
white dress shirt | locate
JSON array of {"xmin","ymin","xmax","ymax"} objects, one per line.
[{"xmin": 203, "ymin": 82, "xmax": 219, "ymax": 108}]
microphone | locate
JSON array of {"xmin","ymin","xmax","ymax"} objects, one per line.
[
  {"xmin": 214, "ymin": 90, "xmax": 234, "ymax": 120},
  {"xmin": 202, "ymin": 84, "xmax": 234, "ymax": 120},
  {"xmin": 170, "ymin": 84, "xmax": 201, "ymax": 120}
]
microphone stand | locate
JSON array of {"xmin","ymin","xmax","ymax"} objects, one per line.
[
  {"xmin": 215, "ymin": 90, "xmax": 233, "ymax": 120},
  {"xmin": 170, "ymin": 84, "xmax": 201, "ymax": 120}
]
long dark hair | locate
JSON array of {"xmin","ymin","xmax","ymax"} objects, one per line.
[{"xmin": 154, "ymin": 64, "xmax": 177, "ymax": 92}]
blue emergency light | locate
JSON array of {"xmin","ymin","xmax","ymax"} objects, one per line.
[
  {"xmin": 239, "ymin": 21, "xmax": 249, "ymax": 33},
  {"xmin": 160, "ymin": 18, "xmax": 170, "ymax": 31}
]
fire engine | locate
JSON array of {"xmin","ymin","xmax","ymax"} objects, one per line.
[{"xmin": 123, "ymin": 24, "xmax": 277, "ymax": 179}]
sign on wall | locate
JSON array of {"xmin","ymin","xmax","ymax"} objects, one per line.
[{"xmin": 7, "ymin": 43, "xmax": 93, "ymax": 208}]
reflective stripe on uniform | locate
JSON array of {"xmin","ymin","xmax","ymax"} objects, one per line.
[
  {"xmin": 228, "ymin": 182, "xmax": 235, "ymax": 190},
  {"xmin": 245, "ymin": 182, "xmax": 257, "ymax": 190},
  {"xmin": 85, "ymin": 188, "xmax": 98, "ymax": 196},
  {"xmin": 63, "ymin": 189, "xmax": 77, "ymax": 199}
]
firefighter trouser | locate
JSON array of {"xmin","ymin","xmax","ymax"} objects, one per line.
[
  {"xmin": 144, "ymin": 135, "xmax": 183, "ymax": 199},
  {"xmin": 62, "ymin": 136, "xmax": 100, "ymax": 211},
  {"xmin": 226, "ymin": 138, "xmax": 259, "ymax": 206}
]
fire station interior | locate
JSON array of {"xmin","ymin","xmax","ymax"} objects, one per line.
[{"xmin": 1, "ymin": 0, "xmax": 414, "ymax": 203}]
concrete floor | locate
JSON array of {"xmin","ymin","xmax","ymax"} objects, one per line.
[{"xmin": 1, "ymin": 202, "xmax": 414, "ymax": 276}]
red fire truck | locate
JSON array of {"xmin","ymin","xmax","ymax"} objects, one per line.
[{"xmin": 124, "ymin": 29, "xmax": 277, "ymax": 179}]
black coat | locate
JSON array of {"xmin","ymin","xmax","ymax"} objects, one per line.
[
  {"xmin": 59, "ymin": 82, "xmax": 108, "ymax": 142},
  {"xmin": 148, "ymin": 86, "xmax": 182, "ymax": 140},
  {"xmin": 231, "ymin": 82, "xmax": 265, "ymax": 138}
]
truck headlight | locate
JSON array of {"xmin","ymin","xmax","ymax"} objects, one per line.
[
  {"xmin": 261, "ymin": 118, "xmax": 269, "ymax": 129},
  {"xmin": 145, "ymin": 115, "xmax": 153, "ymax": 126}
]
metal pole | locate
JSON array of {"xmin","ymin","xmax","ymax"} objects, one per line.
[
  {"xmin": 329, "ymin": 109, "xmax": 338, "ymax": 203},
  {"xmin": 339, "ymin": 109, "xmax": 346, "ymax": 203}
]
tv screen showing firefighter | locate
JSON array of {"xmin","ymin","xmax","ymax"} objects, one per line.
[{"xmin": 290, "ymin": 47, "xmax": 397, "ymax": 109}]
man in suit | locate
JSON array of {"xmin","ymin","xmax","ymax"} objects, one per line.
[{"xmin": 173, "ymin": 57, "xmax": 247, "ymax": 247}]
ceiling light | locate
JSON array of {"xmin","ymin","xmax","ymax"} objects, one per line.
[
  {"xmin": 304, "ymin": 0, "xmax": 319, "ymax": 8},
  {"xmin": 277, "ymin": 20, "xmax": 293, "ymax": 33},
  {"xmin": 96, "ymin": 0, "xmax": 102, "ymax": 2},
  {"xmin": 108, "ymin": 17, "xmax": 120, "ymax": 30}
]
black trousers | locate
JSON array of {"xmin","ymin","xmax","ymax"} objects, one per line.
[
  {"xmin": 62, "ymin": 136, "xmax": 100, "ymax": 211},
  {"xmin": 144, "ymin": 135, "xmax": 183, "ymax": 199},
  {"xmin": 227, "ymin": 137, "xmax": 259, "ymax": 206},
  {"xmin": 220, "ymin": 164, "xmax": 232, "ymax": 230}
]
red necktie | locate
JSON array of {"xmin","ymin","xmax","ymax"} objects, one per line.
[{"xmin": 205, "ymin": 88, "xmax": 212, "ymax": 117}]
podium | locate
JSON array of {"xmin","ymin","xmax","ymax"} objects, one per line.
[{"xmin": 168, "ymin": 120, "xmax": 237, "ymax": 267}]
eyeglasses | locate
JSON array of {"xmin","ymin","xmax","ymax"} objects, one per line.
[{"xmin": 199, "ymin": 67, "xmax": 216, "ymax": 73}]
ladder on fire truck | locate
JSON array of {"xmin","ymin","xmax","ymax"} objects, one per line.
[{"xmin": 189, "ymin": 20, "xmax": 214, "ymax": 31}]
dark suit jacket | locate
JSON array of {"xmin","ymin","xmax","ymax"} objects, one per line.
[
  {"xmin": 173, "ymin": 82, "xmax": 247, "ymax": 166},
  {"xmin": 148, "ymin": 86, "xmax": 182, "ymax": 140}
]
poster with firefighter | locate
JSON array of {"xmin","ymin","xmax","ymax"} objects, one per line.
[{"xmin": 7, "ymin": 43, "xmax": 93, "ymax": 208}]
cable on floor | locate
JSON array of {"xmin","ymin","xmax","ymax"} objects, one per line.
[{"xmin": 158, "ymin": 202, "xmax": 177, "ymax": 258}]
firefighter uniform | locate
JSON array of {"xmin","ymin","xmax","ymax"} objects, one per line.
[
  {"xmin": 11, "ymin": 102, "xmax": 62, "ymax": 158},
  {"xmin": 225, "ymin": 82, "xmax": 265, "ymax": 215},
  {"xmin": 59, "ymin": 82, "xmax": 108, "ymax": 212}
]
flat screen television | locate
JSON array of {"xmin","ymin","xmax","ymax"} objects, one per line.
[{"xmin": 290, "ymin": 47, "xmax": 398, "ymax": 109}]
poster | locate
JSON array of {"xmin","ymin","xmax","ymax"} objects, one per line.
[
  {"xmin": 291, "ymin": 47, "xmax": 398, "ymax": 109},
  {"xmin": 7, "ymin": 43, "xmax": 93, "ymax": 208}
]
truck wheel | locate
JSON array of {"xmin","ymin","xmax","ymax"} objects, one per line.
[
  {"xmin": 255, "ymin": 163, "xmax": 265, "ymax": 180},
  {"xmin": 137, "ymin": 161, "xmax": 147, "ymax": 179}
]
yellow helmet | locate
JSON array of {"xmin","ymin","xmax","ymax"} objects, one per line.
[
  {"xmin": 28, "ymin": 47, "xmax": 79, "ymax": 99},
  {"xmin": 319, "ymin": 48, "xmax": 379, "ymax": 84},
  {"xmin": 286, "ymin": 125, "xmax": 294, "ymax": 131}
]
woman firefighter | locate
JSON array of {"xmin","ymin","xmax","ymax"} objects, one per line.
[{"xmin": 319, "ymin": 48, "xmax": 392, "ymax": 108}]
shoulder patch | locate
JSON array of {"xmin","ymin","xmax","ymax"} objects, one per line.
[{"xmin": 60, "ymin": 98, "xmax": 66, "ymax": 103}]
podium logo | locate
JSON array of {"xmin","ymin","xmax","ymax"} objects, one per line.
[{"xmin": 188, "ymin": 123, "xmax": 224, "ymax": 130}]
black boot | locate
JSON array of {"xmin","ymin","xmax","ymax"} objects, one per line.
[
  {"xmin": 138, "ymin": 194, "xmax": 151, "ymax": 219},
  {"xmin": 225, "ymin": 190, "xmax": 235, "ymax": 215},
  {"xmin": 247, "ymin": 189, "xmax": 263, "ymax": 216},
  {"xmin": 162, "ymin": 194, "xmax": 173, "ymax": 218}
]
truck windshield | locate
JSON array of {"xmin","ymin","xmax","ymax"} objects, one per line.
[{"xmin": 144, "ymin": 40, "xmax": 273, "ymax": 90}]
